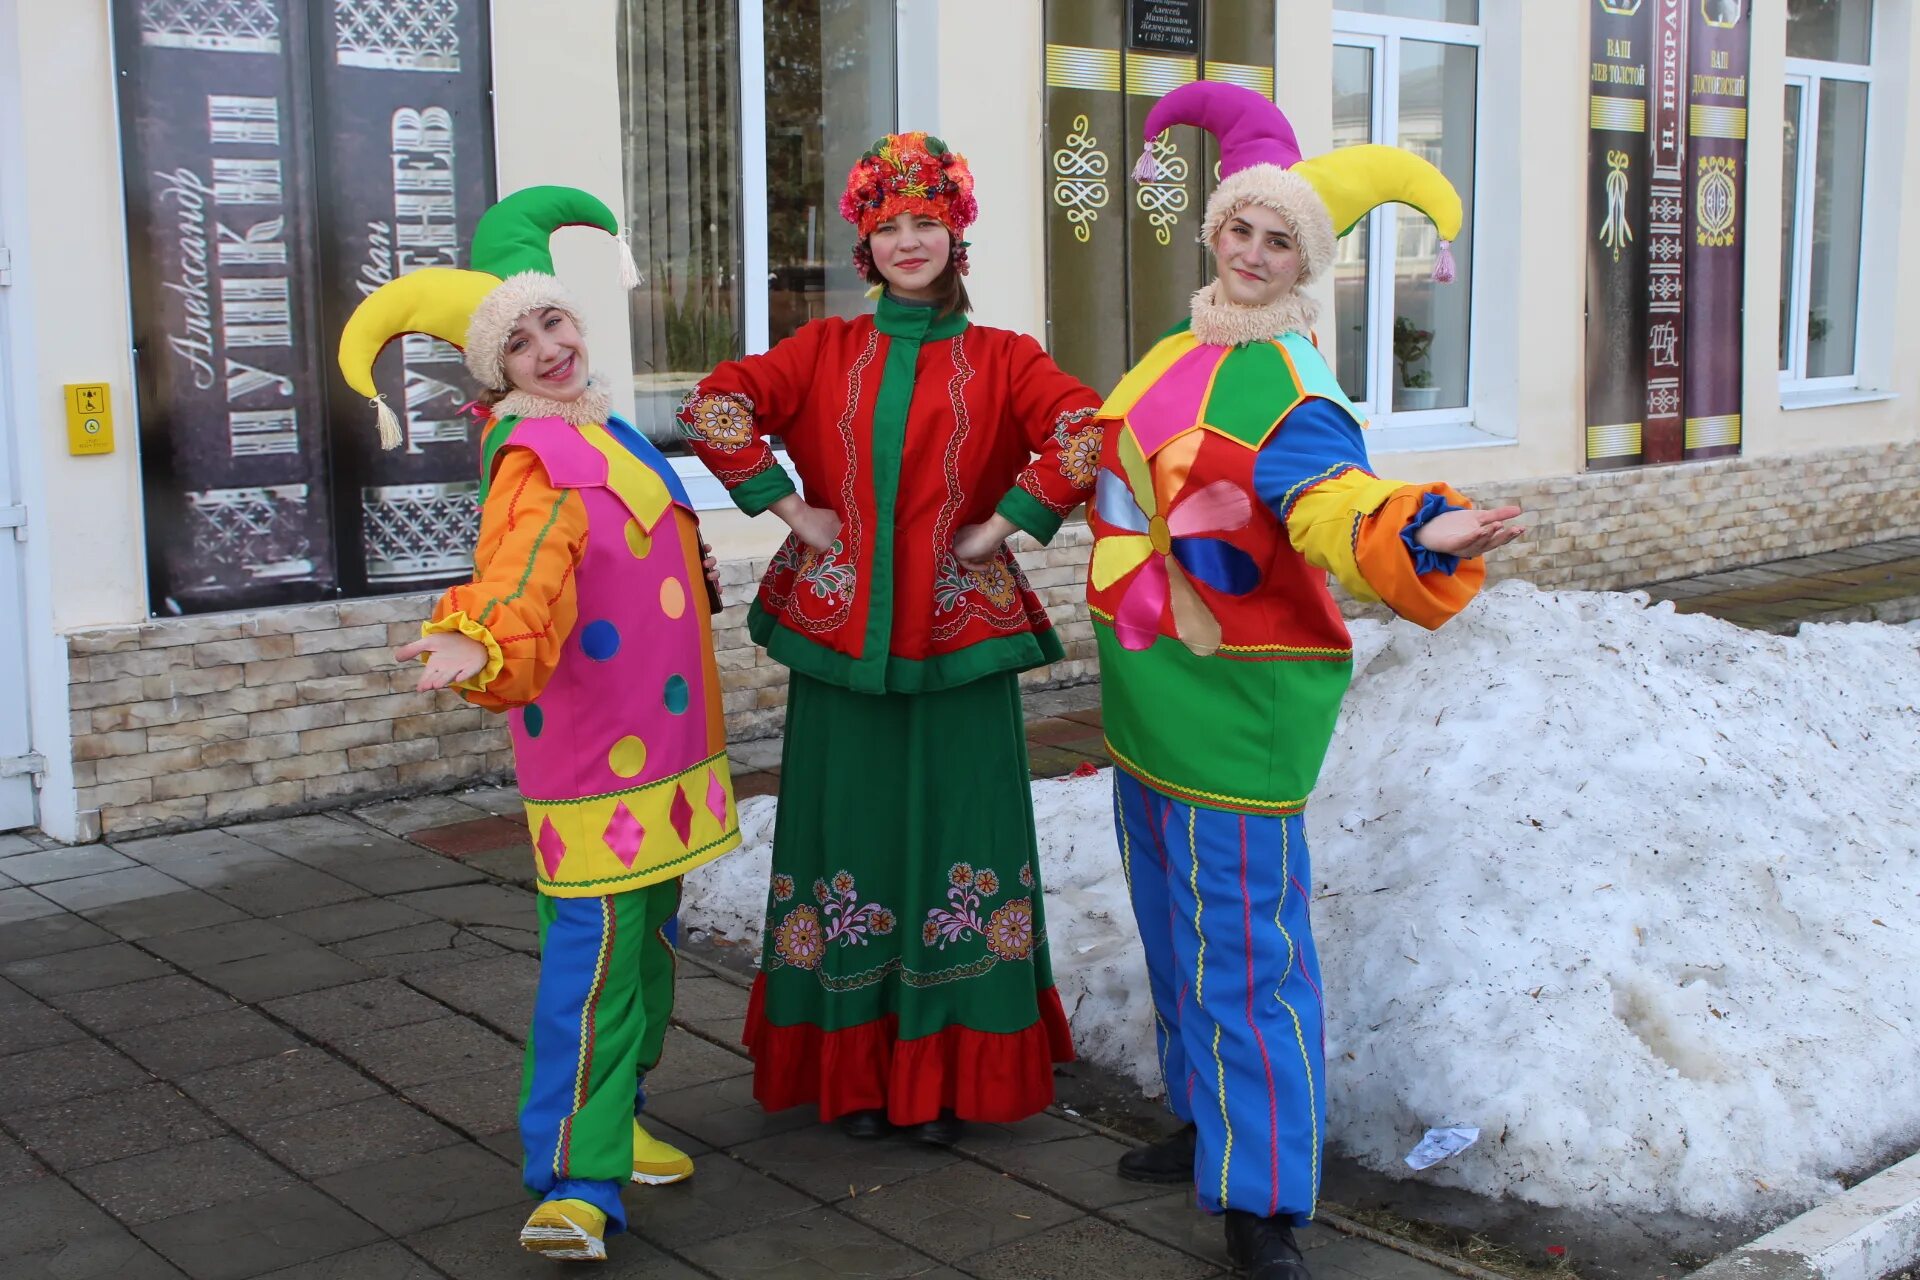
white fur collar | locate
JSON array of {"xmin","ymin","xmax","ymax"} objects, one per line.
[
  {"xmin": 1187, "ymin": 280, "xmax": 1320, "ymax": 348},
  {"xmin": 494, "ymin": 377, "xmax": 612, "ymax": 428}
]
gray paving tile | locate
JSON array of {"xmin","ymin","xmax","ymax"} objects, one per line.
[
  {"xmin": 248, "ymin": 1095, "xmax": 462, "ymax": 1179},
  {"xmin": 643, "ymin": 1026, "xmax": 753, "ymax": 1097},
  {"xmin": 1310, "ymin": 1234, "xmax": 1464, "ymax": 1278},
  {"xmin": 455, "ymin": 786, "xmax": 525, "ymax": 817},
  {"xmin": 0, "ymin": 1175, "xmax": 188, "ymax": 1277},
  {"xmin": 682, "ymin": 1203, "xmax": 945, "ymax": 1278},
  {"xmin": 1, "ymin": 941, "xmax": 174, "ymax": 997},
  {"xmin": 196, "ymin": 944, "xmax": 373, "ymax": 1003},
  {"xmin": 406, "ymin": 1203, "xmax": 707, "ymax": 1278},
  {"xmin": 972, "ymin": 1132, "xmax": 1168, "ymax": 1210},
  {"xmin": 111, "ymin": 1007, "xmax": 303, "ymax": 1078},
  {"xmin": 111, "ymin": 828, "xmax": 269, "ymax": 868},
  {"xmin": 401, "ymin": 1066, "xmax": 522, "ymax": 1138},
  {"xmin": 255, "ymin": 1240, "xmax": 442, "ymax": 1279},
  {"xmin": 70, "ymin": 1135, "xmax": 294, "ymax": 1226},
  {"xmin": 644, "ymin": 1071, "xmax": 818, "ymax": 1151},
  {"xmin": 236, "ymin": 814, "xmax": 488, "ymax": 894},
  {"xmin": 263, "ymin": 977, "xmax": 450, "ymax": 1045},
  {"xmin": 622, "ymin": 1151, "xmax": 819, "ymax": 1251},
  {"xmin": 951, "ymin": 1110, "xmax": 1088, "ymax": 1155},
  {"xmin": 34, "ymin": 866, "xmax": 198, "ymax": 914},
  {"xmin": 8, "ymin": 1081, "xmax": 226, "ymax": 1172},
  {"xmin": 0, "ymin": 909, "xmax": 119, "ymax": 964},
  {"xmin": 402, "ymin": 952, "xmax": 537, "ymax": 1039},
  {"xmin": 1102, "ymin": 1189, "xmax": 1239, "ymax": 1269},
  {"xmin": 1, "ymin": 1039, "xmax": 151, "ymax": 1114},
  {"xmin": 317, "ymin": 1142, "xmax": 524, "ymax": 1236},
  {"xmin": 140, "ymin": 918, "xmax": 308, "ymax": 971},
  {"xmin": 330, "ymin": 921, "xmax": 507, "ymax": 976},
  {"xmin": 201, "ymin": 861, "xmax": 367, "ymax": 919},
  {"xmin": 961, "ymin": 1214, "xmax": 1220, "ymax": 1279},
  {"xmin": 671, "ymin": 972, "xmax": 751, "ymax": 1025},
  {"xmin": 0, "ymin": 1132, "xmax": 42, "ymax": 1188},
  {"xmin": 133, "ymin": 1185, "xmax": 385, "ymax": 1280},
  {"xmin": 731, "ymin": 1122, "xmax": 960, "ymax": 1204},
  {"xmin": 387, "ymin": 882, "xmax": 536, "ymax": 932},
  {"xmin": 354, "ymin": 794, "xmax": 490, "ymax": 834},
  {"xmin": 0, "ymin": 845, "xmax": 138, "ymax": 885},
  {"xmin": 335, "ymin": 1015, "xmax": 520, "ymax": 1089},
  {"xmin": 80, "ymin": 888, "xmax": 249, "ymax": 941},
  {"xmin": 465, "ymin": 923, "xmax": 539, "ymax": 954},
  {"xmin": 50, "ymin": 974, "xmax": 237, "ymax": 1033},
  {"xmin": 840, "ymin": 1160, "xmax": 1082, "ymax": 1264},
  {"xmin": 273, "ymin": 896, "xmax": 430, "ymax": 944},
  {"xmin": 0, "ymin": 978, "xmax": 86, "ymax": 1053},
  {"xmin": 0, "ymin": 886, "xmax": 60, "ymax": 925},
  {"xmin": 180, "ymin": 1044, "xmax": 384, "ymax": 1127}
]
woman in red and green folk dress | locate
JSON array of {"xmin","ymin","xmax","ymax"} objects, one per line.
[{"xmin": 678, "ymin": 132, "xmax": 1098, "ymax": 1144}]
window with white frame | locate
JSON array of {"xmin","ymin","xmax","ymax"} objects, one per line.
[
  {"xmin": 1780, "ymin": 0, "xmax": 1874, "ymax": 387},
  {"xmin": 615, "ymin": 0, "xmax": 896, "ymax": 474},
  {"xmin": 1331, "ymin": 1, "xmax": 1479, "ymax": 423}
]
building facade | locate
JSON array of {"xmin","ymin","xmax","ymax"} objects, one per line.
[{"xmin": 1, "ymin": 0, "xmax": 1915, "ymax": 842}]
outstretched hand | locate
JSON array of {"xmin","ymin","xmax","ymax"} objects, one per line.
[
  {"xmin": 1413, "ymin": 506, "xmax": 1527, "ymax": 560},
  {"xmin": 394, "ymin": 631, "xmax": 488, "ymax": 692}
]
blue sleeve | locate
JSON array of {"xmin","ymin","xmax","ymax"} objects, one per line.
[{"xmin": 1249, "ymin": 397, "xmax": 1375, "ymax": 524}]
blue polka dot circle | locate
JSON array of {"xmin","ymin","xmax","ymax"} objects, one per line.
[
  {"xmin": 580, "ymin": 620, "xmax": 621, "ymax": 662},
  {"xmin": 522, "ymin": 704, "xmax": 545, "ymax": 738},
  {"xmin": 663, "ymin": 674, "xmax": 690, "ymax": 715}
]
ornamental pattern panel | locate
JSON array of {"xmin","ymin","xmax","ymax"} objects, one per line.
[
  {"xmin": 334, "ymin": 0, "xmax": 463, "ymax": 71},
  {"xmin": 139, "ymin": 0, "xmax": 280, "ymax": 53}
]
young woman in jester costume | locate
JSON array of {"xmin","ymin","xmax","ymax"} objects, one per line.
[
  {"xmin": 338, "ymin": 185, "xmax": 740, "ymax": 1264},
  {"xmin": 679, "ymin": 133, "xmax": 1099, "ymax": 1143},
  {"xmin": 1090, "ymin": 84, "xmax": 1526, "ymax": 1278}
]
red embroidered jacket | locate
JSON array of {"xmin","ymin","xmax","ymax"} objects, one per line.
[{"xmin": 679, "ymin": 295, "xmax": 1102, "ymax": 694}]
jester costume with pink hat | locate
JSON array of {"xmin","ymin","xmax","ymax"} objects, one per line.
[
  {"xmin": 1091, "ymin": 85, "xmax": 1523, "ymax": 1277},
  {"xmin": 339, "ymin": 185, "xmax": 738, "ymax": 1263}
]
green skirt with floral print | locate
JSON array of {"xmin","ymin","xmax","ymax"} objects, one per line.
[{"xmin": 743, "ymin": 671, "xmax": 1074, "ymax": 1124}]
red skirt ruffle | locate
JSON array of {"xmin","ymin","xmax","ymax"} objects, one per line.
[{"xmin": 742, "ymin": 975, "xmax": 1076, "ymax": 1125}]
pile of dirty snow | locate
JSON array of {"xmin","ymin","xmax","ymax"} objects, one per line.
[{"xmin": 682, "ymin": 582, "xmax": 1920, "ymax": 1219}]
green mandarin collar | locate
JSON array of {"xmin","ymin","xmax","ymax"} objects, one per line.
[{"xmin": 875, "ymin": 290, "xmax": 968, "ymax": 341}]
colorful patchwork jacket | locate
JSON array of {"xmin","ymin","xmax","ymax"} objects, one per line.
[
  {"xmin": 678, "ymin": 292, "xmax": 1103, "ymax": 694},
  {"xmin": 426, "ymin": 413, "xmax": 739, "ymax": 897},
  {"xmin": 1087, "ymin": 323, "xmax": 1483, "ymax": 816}
]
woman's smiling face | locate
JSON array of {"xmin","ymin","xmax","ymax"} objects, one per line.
[
  {"xmin": 1210, "ymin": 204, "xmax": 1303, "ymax": 308},
  {"xmin": 501, "ymin": 306, "xmax": 589, "ymax": 402}
]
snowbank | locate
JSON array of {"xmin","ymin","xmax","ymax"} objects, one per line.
[{"xmin": 682, "ymin": 583, "xmax": 1920, "ymax": 1219}]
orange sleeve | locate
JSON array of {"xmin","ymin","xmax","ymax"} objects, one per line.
[
  {"xmin": 1350, "ymin": 482, "xmax": 1485, "ymax": 631},
  {"xmin": 424, "ymin": 447, "xmax": 588, "ymax": 711}
]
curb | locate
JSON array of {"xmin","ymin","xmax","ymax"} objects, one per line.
[{"xmin": 1692, "ymin": 1151, "xmax": 1920, "ymax": 1280}]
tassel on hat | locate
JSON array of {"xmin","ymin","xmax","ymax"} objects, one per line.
[
  {"xmin": 1133, "ymin": 136, "xmax": 1164, "ymax": 183},
  {"xmin": 371, "ymin": 394, "xmax": 402, "ymax": 451},
  {"xmin": 616, "ymin": 226, "xmax": 644, "ymax": 290}
]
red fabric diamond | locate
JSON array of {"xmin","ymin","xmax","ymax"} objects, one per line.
[
  {"xmin": 604, "ymin": 802, "xmax": 645, "ymax": 869},
  {"xmin": 536, "ymin": 818, "xmax": 567, "ymax": 880},
  {"xmin": 669, "ymin": 785, "xmax": 695, "ymax": 846}
]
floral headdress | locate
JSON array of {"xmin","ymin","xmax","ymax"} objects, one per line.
[{"xmin": 839, "ymin": 131, "xmax": 979, "ymax": 277}]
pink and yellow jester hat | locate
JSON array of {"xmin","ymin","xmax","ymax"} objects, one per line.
[
  {"xmin": 839, "ymin": 131, "xmax": 979, "ymax": 276},
  {"xmin": 337, "ymin": 185, "xmax": 639, "ymax": 448},
  {"xmin": 1135, "ymin": 81, "xmax": 1463, "ymax": 287}
]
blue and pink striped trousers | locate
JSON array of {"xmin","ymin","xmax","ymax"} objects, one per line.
[{"xmin": 1113, "ymin": 772, "xmax": 1327, "ymax": 1224}]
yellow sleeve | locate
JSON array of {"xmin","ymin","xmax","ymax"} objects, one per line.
[{"xmin": 1286, "ymin": 473, "xmax": 1484, "ymax": 630}]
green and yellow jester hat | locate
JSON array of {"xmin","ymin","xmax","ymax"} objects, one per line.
[
  {"xmin": 337, "ymin": 184, "xmax": 640, "ymax": 448},
  {"xmin": 1134, "ymin": 81, "xmax": 1463, "ymax": 289}
]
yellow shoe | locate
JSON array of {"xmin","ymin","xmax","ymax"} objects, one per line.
[
  {"xmin": 518, "ymin": 1198, "xmax": 607, "ymax": 1263},
  {"xmin": 631, "ymin": 1119, "xmax": 694, "ymax": 1186}
]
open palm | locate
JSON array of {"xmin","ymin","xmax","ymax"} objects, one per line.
[{"xmin": 1413, "ymin": 506, "xmax": 1527, "ymax": 560}]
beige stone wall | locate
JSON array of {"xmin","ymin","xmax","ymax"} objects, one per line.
[{"xmin": 61, "ymin": 440, "xmax": 1920, "ymax": 839}]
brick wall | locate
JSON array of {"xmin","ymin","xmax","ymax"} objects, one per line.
[{"xmin": 59, "ymin": 440, "xmax": 1920, "ymax": 839}]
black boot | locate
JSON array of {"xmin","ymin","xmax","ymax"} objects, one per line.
[
  {"xmin": 1223, "ymin": 1211, "xmax": 1311, "ymax": 1279},
  {"xmin": 1116, "ymin": 1122, "xmax": 1197, "ymax": 1184},
  {"xmin": 837, "ymin": 1109, "xmax": 891, "ymax": 1139},
  {"xmin": 912, "ymin": 1110, "xmax": 965, "ymax": 1146}
]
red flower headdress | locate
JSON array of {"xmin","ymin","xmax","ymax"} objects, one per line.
[{"xmin": 839, "ymin": 131, "xmax": 978, "ymax": 276}]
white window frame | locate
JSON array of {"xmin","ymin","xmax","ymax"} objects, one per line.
[
  {"xmin": 1329, "ymin": 9, "xmax": 1486, "ymax": 451},
  {"xmin": 1778, "ymin": 47, "xmax": 1875, "ymax": 396},
  {"xmin": 672, "ymin": 0, "xmax": 921, "ymax": 510}
]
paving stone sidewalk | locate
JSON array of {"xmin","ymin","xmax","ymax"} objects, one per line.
[
  {"xmin": 0, "ymin": 805, "xmax": 1459, "ymax": 1280},
  {"xmin": 1637, "ymin": 534, "xmax": 1920, "ymax": 633}
]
